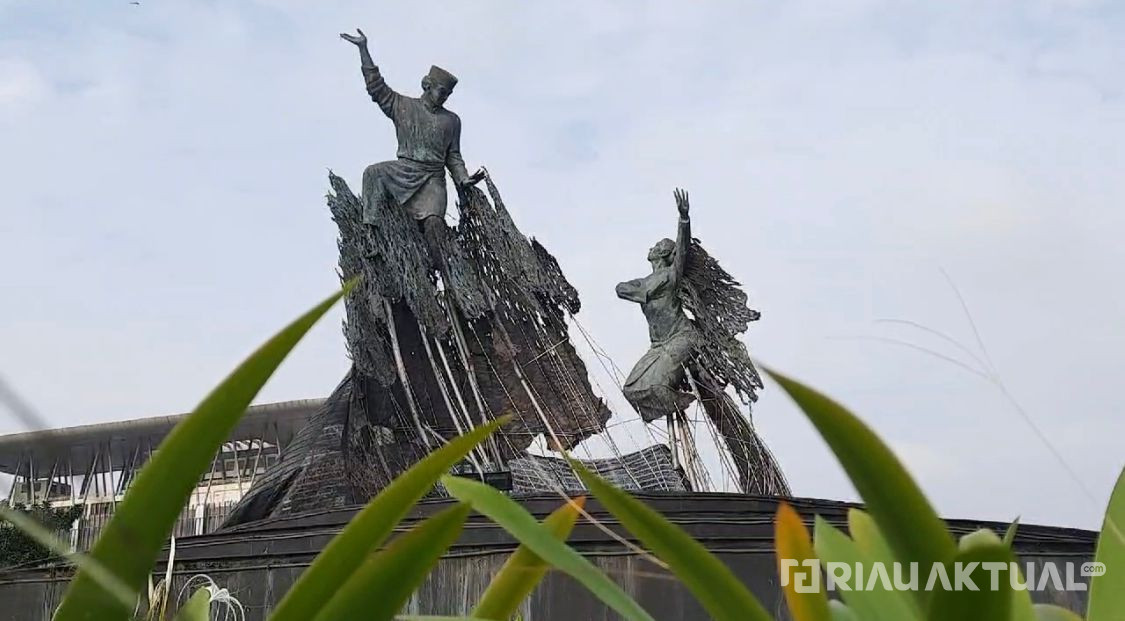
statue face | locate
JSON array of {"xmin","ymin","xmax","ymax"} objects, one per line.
[
  {"xmin": 647, "ymin": 239, "xmax": 675, "ymax": 263},
  {"xmin": 422, "ymin": 79, "xmax": 453, "ymax": 107}
]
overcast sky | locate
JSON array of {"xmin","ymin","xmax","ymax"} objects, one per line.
[{"xmin": 2, "ymin": 1, "xmax": 1123, "ymax": 529}]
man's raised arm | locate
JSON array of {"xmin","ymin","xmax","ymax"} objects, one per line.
[
  {"xmin": 340, "ymin": 28, "xmax": 399, "ymax": 118},
  {"xmin": 671, "ymin": 188, "xmax": 691, "ymax": 288}
]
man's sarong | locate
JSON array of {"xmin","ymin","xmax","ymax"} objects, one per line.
[{"xmin": 362, "ymin": 158, "xmax": 448, "ymax": 223}]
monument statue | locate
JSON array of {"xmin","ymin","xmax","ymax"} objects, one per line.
[
  {"xmin": 226, "ymin": 28, "xmax": 671, "ymax": 525},
  {"xmin": 340, "ymin": 28, "xmax": 484, "ymax": 262},
  {"xmin": 616, "ymin": 189, "xmax": 699, "ymax": 422},
  {"xmin": 617, "ymin": 189, "xmax": 790, "ymax": 495},
  {"xmin": 225, "ymin": 33, "xmax": 789, "ymax": 527}
]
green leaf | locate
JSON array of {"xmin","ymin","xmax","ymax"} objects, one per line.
[
  {"xmin": 0, "ymin": 505, "xmax": 134, "ymax": 610},
  {"xmin": 313, "ymin": 503, "xmax": 471, "ymax": 621},
  {"xmin": 958, "ymin": 528, "xmax": 1035, "ymax": 621},
  {"xmin": 398, "ymin": 617, "xmax": 497, "ymax": 621},
  {"xmin": 171, "ymin": 587, "xmax": 212, "ymax": 621},
  {"xmin": 846, "ymin": 510, "xmax": 896, "ymax": 567},
  {"xmin": 1088, "ymin": 466, "xmax": 1125, "ymax": 621},
  {"xmin": 54, "ymin": 282, "xmax": 354, "ymax": 621},
  {"xmin": 1031, "ymin": 604, "xmax": 1084, "ymax": 621},
  {"xmin": 763, "ymin": 368, "xmax": 956, "ymax": 610},
  {"xmin": 473, "ymin": 497, "xmax": 586, "ymax": 620},
  {"xmin": 828, "ymin": 601, "xmax": 859, "ymax": 621},
  {"xmin": 441, "ymin": 475, "xmax": 655, "ymax": 621},
  {"xmin": 569, "ymin": 462, "xmax": 772, "ymax": 621},
  {"xmin": 1003, "ymin": 517, "xmax": 1021, "ymax": 547},
  {"xmin": 813, "ymin": 516, "xmax": 920, "ymax": 621},
  {"xmin": 775, "ymin": 503, "xmax": 830, "ymax": 621},
  {"xmin": 925, "ymin": 535, "xmax": 1014, "ymax": 621},
  {"xmin": 846, "ymin": 508, "xmax": 936, "ymax": 619},
  {"xmin": 271, "ymin": 417, "xmax": 507, "ymax": 621}
]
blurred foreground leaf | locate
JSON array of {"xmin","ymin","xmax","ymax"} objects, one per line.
[
  {"xmin": 55, "ymin": 282, "xmax": 354, "ymax": 621},
  {"xmin": 1087, "ymin": 466, "xmax": 1125, "ymax": 620},
  {"xmin": 764, "ymin": 367, "xmax": 956, "ymax": 610},
  {"xmin": 571, "ymin": 461, "xmax": 772, "ymax": 621},
  {"xmin": 473, "ymin": 497, "xmax": 586, "ymax": 620},
  {"xmin": 442, "ymin": 474, "xmax": 654, "ymax": 621},
  {"xmin": 313, "ymin": 503, "xmax": 471, "ymax": 621},
  {"xmin": 775, "ymin": 503, "xmax": 829, "ymax": 621},
  {"xmin": 271, "ymin": 417, "xmax": 507, "ymax": 621}
]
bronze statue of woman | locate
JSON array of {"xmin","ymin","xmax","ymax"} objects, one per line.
[
  {"xmin": 615, "ymin": 189, "xmax": 700, "ymax": 422},
  {"xmin": 617, "ymin": 190, "xmax": 789, "ymax": 495}
]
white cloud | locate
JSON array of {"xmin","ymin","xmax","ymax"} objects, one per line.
[{"xmin": 0, "ymin": 58, "xmax": 46, "ymax": 107}]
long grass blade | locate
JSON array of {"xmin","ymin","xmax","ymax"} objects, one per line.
[
  {"xmin": 441, "ymin": 475, "xmax": 654, "ymax": 621},
  {"xmin": 171, "ymin": 588, "xmax": 211, "ymax": 621},
  {"xmin": 828, "ymin": 601, "xmax": 859, "ymax": 621},
  {"xmin": 472, "ymin": 497, "xmax": 586, "ymax": 620},
  {"xmin": 812, "ymin": 516, "xmax": 919, "ymax": 621},
  {"xmin": 398, "ymin": 617, "xmax": 497, "ymax": 621},
  {"xmin": 1087, "ymin": 466, "xmax": 1125, "ymax": 619},
  {"xmin": 1031, "ymin": 604, "xmax": 1084, "ymax": 621},
  {"xmin": 54, "ymin": 283, "xmax": 354, "ymax": 621},
  {"xmin": 925, "ymin": 532, "xmax": 1013, "ymax": 621},
  {"xmin": 958, "ymin": 528, "xmax": 1035, "ymax": 621},
  {"xmin": 1003, "ymin": 517, "xmax": 1021, "ymax": 547},
  {"xmin": 570, "ymin": 461, "xmax": 772, "ymax": 621},
  {"xmin": 775, "ymin": 503, "xmax": 830, "ymax": 621},
  {"xmin": 763, "ymin": 367, "xmax": 956, "ymax": 610},
  {"xmin": 844, "ymin": 510, "xmax": 924, "ymax": 619},
  {"xmin": 312, "ymin": 503, "xmax": 472, "ymax": 621},
  {"xmin": 270, "ymin": 418, "xmax": 507, "ymax": 621}
]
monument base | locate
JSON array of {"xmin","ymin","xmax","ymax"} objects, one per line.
[{"xmin": 0, "ymin": 493, "xmax": 1096, "ymax": 620}]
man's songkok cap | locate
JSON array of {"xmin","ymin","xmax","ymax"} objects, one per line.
[{"xmin": 427, "ymin": 65, "xmax": 458, "ymax": 89}]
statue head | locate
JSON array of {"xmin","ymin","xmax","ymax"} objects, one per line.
[
  {"xmin": 421, "ymin": 65, "xmax": 458, "ymax": 108},
  {"xmin": 647, "ymin": 238, "xmax": 676, "ymax": 265}
]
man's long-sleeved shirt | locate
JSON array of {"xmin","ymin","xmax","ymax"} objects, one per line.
[{"xmin": 363, "ymin": 65, "xmax": 471, "ymax": 185}]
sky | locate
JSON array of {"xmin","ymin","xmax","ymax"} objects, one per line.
[{"xmin": 1, "ymin": 0, "xmax": 1124, "ymax": 529}]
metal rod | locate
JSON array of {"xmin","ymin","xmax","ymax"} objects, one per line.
[
  {"xmin": 80, "ymin": 447, "xmax": 99, "ymax": 505},
  {"xmin": 7, "ymin": 458, "xmax": 22, "ymax": 505},
  {"xmin": 420, "ymin": 323, "xmax": 489, "ymax": 469},
  {"xmin": 121, "ymin": 443, "xmax": 142, "ymax": 494},
  {"xmin": 684, "ymin": 367, "xmax": 739, "ymax": 491},
  {"xmin": 667, "ymin": 413, "xmax": 679, "ymax": 471},
  {"xmin": 104, "ymin": 442, "xmax": 116, "ymax": 506},
  {"xmin": 232, "ymin": 440, "xmax": 244, "ymax": 494},
  {"xmin": 676, "ymin": 410, "xmax": 707, "ymax": 491},
  {"xmin": 248, "ymin": 439, "xmax": 264, "ymax": 489},
  {"xmin": 114, "ymin": 451, "xmax": 131, "ymax": 497},
  {"xmin": 68, "ymin": 459, "xmax": 75, "ymax": 505},
  {"xmin": 447, "ymin": 307, "xmax": 503, "ymax": 464},
  {"xmin": 383, "ymin": 299, "xmax": 432, "ymax": 450},
  {"xmin": 201, "ymin": 451, "xmax": 219, "ymax": 512},
  {"xmin": 43, "ymin": 459, "xmax": 58, "ymax": 502},
  {"xmin": 27, "ymin": 454, "xmax": 35, "ymax": 505}
]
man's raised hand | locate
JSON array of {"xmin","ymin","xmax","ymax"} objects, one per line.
[
  {"xmin": 340, "ymin": 28, "xmax": 367, "ymax": 47},
  {"xmin": 459, "ymin": 168, "xmax": 487, "ymax": 189}
]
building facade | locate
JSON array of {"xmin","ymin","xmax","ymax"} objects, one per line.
[{"xmin": 0, "ymin": 399, "xmax": 322, "ymax": 552}]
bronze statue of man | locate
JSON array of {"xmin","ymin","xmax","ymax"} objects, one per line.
[
  {"xmin": 340, "ymin": 28, "xmax": 484, "ymax": 256},
  {"xmin": 616, "ymin": 189, "xmax": 700, "ymax": 422}
]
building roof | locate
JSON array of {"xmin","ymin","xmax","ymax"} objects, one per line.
[{"xmin": 0, "ymin": 399, "xmax": 324, "ymax": 475}]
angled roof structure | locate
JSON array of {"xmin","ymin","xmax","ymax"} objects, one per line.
[{"xmin": 0, "ymin": 399, "xmax": 324, "ymax": 476}]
